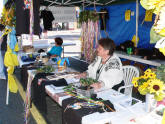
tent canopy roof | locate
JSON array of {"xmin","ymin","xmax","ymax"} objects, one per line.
[{"xmin": 40, "ymin": 0, "xmax": 136, "ymax": 7}]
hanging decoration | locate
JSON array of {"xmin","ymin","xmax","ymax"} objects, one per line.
[
  {"xmin": 23, "ymin": 0, "xmax": 31, "ymax": 9},
  {"xmin": 22, "ymin": 0, "xmax": 34, "ymax": 123},
  {"xmin": 99, "ymin": 8, "xmax": 109, "ymax": 31},
  {"xmin": 0, "ymin": 1, "xmax": 19, "ymax": 93},
  {"xmin": 125, "ymin": 10, "xmax": 131, "ymax": 21},
  {"xmin": 79, "ymin": 10, "xmax": 99, "ymax": 24},
  {"xmin": 23, "ymin": 0, "xmax": 34, "ymax": 46},
  {"xmin": 140, "ymin": 0, "xmax": 165, "ymax": 55},
  {"xmin": 132, "ymin": 35, "xmax": 139, "ymax": 47},
  {"xmin": 140, "ymin": 0, "xmax": 165, "ymax": 36},
  {"xmin": 79, "ymin": 10, "xmax": 100, "ymax": 63},
  {"xmin": 150, "ymin": 26, "xmax": 163, "ymax": 44},
  {"xmin": 29, "ymin": 0, "xmax": 34, "ymax": 45},
  {"xmin": 144, "ymin": 10, "xmax": 153, "ymax": 22},
  {"xmin": 0, "ymin": 3, "xmax": 16, "ymax": 27},
  {"xmin": 4, "ymin": 27, "xmax": 19, "ymax": 93}
]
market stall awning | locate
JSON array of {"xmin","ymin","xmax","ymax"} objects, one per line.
[{"xmin": 40, "ymin": 0, "xmax": 136, "ymax": 7}]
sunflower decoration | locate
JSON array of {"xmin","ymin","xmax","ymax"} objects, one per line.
[
  {"xmin": 132, "ymin": 68, "xmax": 165, "ymax": 101},
  {"xmin": 0, "ymin": 3, "xmax": 16, "ymax": 27},
  {"xmin": 149, "ymin": 79, "xmax": 164, "ymax": 93}
]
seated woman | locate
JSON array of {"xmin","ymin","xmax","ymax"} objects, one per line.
[
  {"xmin": 77, "ymin": 38, "xmax": 123, "ymax": 91},
  {"xmin": 47, "ymin": 37, "xmax": 63, "ymax": 58},
  {"xmin": 31, "ymin": 38, "xmax": 123, "ymax": 113}
]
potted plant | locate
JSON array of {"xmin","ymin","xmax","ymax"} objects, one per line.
[{"xmin": 76, "ymin": 78, "xmax": 97, "ymax": 97}]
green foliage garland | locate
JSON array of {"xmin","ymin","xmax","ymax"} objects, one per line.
[{"xmin": 79, "ymin": 10, "xmax": 99, "ymax": 24}]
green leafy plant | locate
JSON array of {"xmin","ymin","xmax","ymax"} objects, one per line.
[
  {"xmin": 79, "ymin": 10, "xmax": 99, "ymax": 24},
  {"xmin": 80, "ymin": 78, "xmax": 97, "ymax": 87},
  {"xmin": 37, "ymin": 65, "xmax": 54, "ymax": 73},
  {"xmin": 156, "ymin": 65, "xmax": 165, "ymax": 83}
]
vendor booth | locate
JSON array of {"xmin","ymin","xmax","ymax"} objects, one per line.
[{"xmin": 1, "ymin": 0, "xmax": 165, "ymax": 124}]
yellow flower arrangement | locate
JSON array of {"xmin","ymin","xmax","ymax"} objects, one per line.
[{"xmin": 132, "ymin": 69, "xmax": 165, "ymax": 101}]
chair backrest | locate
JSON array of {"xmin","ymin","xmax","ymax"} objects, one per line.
[{"xmin": 122, "ymin": 65, "xmax": 139, "ymax": 96}]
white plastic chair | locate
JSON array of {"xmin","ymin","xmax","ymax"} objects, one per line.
[{"xmin": 118, "ymin": 65, "xmax": 139, "ymax": 97}]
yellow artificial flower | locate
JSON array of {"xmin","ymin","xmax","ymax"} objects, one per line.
[
  {"xmin": 132, "ymin": 77, "xmax": 139, "ymax": 82},
  {"xmin": 148, "ymin": 72, "xmax": 156, "ymax": 79},
  {"xmin": 154, "ymin": 91, "xmax": 165, "ymax": 101},
  {"xmin": 144, "ymin": 68, "xmax": 152, "ymax": 74},
  {"xmin": 149, "ymin": 79, "xmax": 164, "ymax": 93},
  {"xmin": 138, "ymin": 84, "xmax": 148, "ymax": 95},
  {"xmin": 132, "ymin": 77, "xmax": 139, "ymax": 87},
  {"xmin": 144, "ymin": 73, "xmax": 149, "ymax": 79},
  {"xmin": 142, "ymin": 82, "xmax": 149, "ymax": 88},
  {"xmin": 133, "ymin": 81, "xmax": 138, "ymax": 87},
  {"xmin": 147, "ymin": 79, "xmax": 153, "ymax": 84},
  {"xmin": 139, "ymin": 75, "xmax": 147, "ymax": 79}
]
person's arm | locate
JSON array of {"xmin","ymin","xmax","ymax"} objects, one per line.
[
  {"xmin": 75, "ymin": 71, "xmax": 87, "ymax": 79},
  {"xmin": 90, "ymin": 81, "xmax": 105, "ymax": 90}
]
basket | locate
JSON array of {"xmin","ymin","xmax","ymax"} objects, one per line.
[{"xmin": 23, "ymin": 46, "xmax": 34, "ymax": 53}]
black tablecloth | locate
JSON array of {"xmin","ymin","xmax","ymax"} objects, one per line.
[
  {"xmin": 62, "ymin": 97, "xmax": 115, "ymax": 124},
  {"xmin": 31, "ymin": 73, "xmax": 68, "ymax": 113}
]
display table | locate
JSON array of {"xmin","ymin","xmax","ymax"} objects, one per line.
[
  {"xmin": 18, "ymin": 39, "xmax": 76, "ymax": 67},
  {"xmin": 45, "ymin": 84, "xmax": 163, "ymax": 124},
  {"xmin": 115, "ymin": 51, "xmax": 165, "ymax": 67},
  {"xmin": 19, "ymin": 57, "xmax": 163, "ymax": 124},
  {"xmin": 26, "ymin": 68, "xmax": 163, "ymax": 124}
]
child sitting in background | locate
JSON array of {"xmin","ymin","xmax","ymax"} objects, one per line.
[{"xmin": 47, "ymin": 37, "xmax": 63, "ymax": 58}]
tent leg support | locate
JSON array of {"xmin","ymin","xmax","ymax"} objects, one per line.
[{"xmin": 6, "ymin": 82, "xmax": 9, "ymax": 105}]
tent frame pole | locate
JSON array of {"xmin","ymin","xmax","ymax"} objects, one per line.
[
  {"xmin": 6, "ymin": 81, "xmax": 9, "ymax": 105},
  {"xmin": 136, "ymin": 0, "xmax": 139, "ymax": 47}
]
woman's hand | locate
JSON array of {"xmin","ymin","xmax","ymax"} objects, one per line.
[
  {"xmin": 90, "ymin": 82, "xmax": 102, "ymax": 90},
  {"xmin": 75, "ymin": 72, "xmax": 87, "ymax": 79}
]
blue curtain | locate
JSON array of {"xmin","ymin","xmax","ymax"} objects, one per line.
[{"xmin": 86, "ymin": 2, "xmax": 155, "ymax": 49}]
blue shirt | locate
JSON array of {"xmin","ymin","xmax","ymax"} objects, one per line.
[{"xmin": 48, "ymin": 46, "xmax": 62, "ymax": 57}]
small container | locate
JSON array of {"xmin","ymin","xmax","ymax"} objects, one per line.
[
  {"xmin": 76, "ymin": 87, "xmax": 94, "ymax": 98},
  {"xmin": 58, "ymin": 62, "xmax": 66, "ymax": 72},
  {"xmin": 127, "ymin": 47, "xmax": 133, "ymax": 55}
]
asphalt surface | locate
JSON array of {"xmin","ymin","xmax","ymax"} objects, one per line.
[{"xmin": 0, "ymin": 79, "xmax": 36, "ymax": 124}]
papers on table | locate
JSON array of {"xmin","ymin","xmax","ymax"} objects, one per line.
[
  {"xmin": 46, "ymin": 73, "xmax": 79, "ymax": 84},
  {"xmin": 97, "ymin": 89, "xmax": 142, "ymax": 111},
  {"xmin": 45, "ymin": 84, "xmax": 71, "ymax": 106},
  {"xmin": 45, "ymin": 84, "xmax": 64, "ymax": 95},
  {"xmin": 82, "ymin": 112, "xmax": 115, "ymax": 124}
]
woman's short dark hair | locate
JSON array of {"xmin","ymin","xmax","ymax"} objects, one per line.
[
  {"xmin": 55, "ymin": 37, "xmax": 63, "ymax": 46},
  {"xmin": 98, "ymin": 38, "xmax": 116, "ymax": 55}
]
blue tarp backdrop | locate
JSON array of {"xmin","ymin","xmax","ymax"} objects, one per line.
[{"xmin": 86, "ymin": 2, "xmax": 155, "ymax": 49}]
